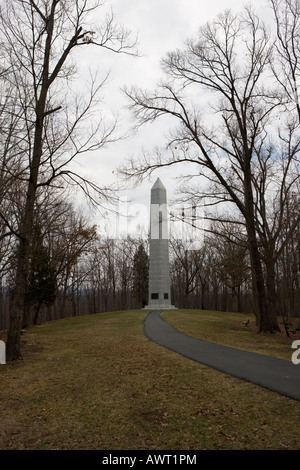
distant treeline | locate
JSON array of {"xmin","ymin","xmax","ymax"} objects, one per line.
[{"xmin": 1, "ymin": 207, "xmax": 299, "ymax": 332}]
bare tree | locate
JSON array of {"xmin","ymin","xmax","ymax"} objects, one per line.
[
  {"xmin": 279, "ymin": 191, "xmax": 300, "ymax": 326},
  {"xmin": 35, "ymin": 196, "xmax": 98, "ymax": 321},
  {"xmin": 169, "ymin": 236, "xmax": 202, "ymax": 307},
  {"xmin": 270, "ymin": 0, "xmax": 300, "ymax": 121},
  {"xmin": 0, "ymin": 0, "xmax": 136, "ymax": 360},
  {"xmin": 212, "ymin": 226, "xmax": 249, "ymax": 313},
  {"xmin": 120, "ymin": 6, "xmax": 299, "ymax": 333}
]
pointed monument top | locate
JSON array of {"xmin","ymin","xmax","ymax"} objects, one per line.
[
  {"xmin": 151, "ymin": 178, "xmax": 167, "ymax": 204},
  {"xmin": 152, "ymin": 177, "xmax": 166, "ymax": 190}
]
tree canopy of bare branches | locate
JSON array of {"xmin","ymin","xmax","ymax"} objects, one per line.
[
  {"xmin": 119, "ymin": 3, "xmax": 300, "ymax": 333},
  {"xmin": 0, "ymin": 0, "xmax": 136, "ymax": 360}
]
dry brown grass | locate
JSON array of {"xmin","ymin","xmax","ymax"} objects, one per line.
[
  {"xmin": 0, "ymin": 310, "xmax": 299, "ymax": 450},
  {"xmin": 162, "ymin": 310, "xmax": 300, "ymax": 360}
]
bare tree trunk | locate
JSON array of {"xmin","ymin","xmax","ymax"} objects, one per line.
[
  {"xmin": 2, "ymin": 0, "xmax": 136, "ymax": 360},
  {"xmin": 244, "ymin": 187, "xmax": 276, "ymax": 332},
  {"xmin": 6, "ymin": 238, "xmax": 29, "ymax": 359},
  {"xmin": 33, "ymin": 302, "xmax": 43, "ymax": 325},
  {"xmin": 6, "ymin": 82, "xmax": 46, "ymax": 360}
]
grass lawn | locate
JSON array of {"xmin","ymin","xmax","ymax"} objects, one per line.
[
  {"xmin": 162, "ymin": 310, "xmax": 300, "ymax": 360},
  {"xmin": 0, "ymin": 309, "xmax": 299, "ymax": 450}
]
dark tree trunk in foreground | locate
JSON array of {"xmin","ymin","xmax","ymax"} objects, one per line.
[{"xmin": 2, "ymin": 0, "xmax": 135, "ymax": 360}]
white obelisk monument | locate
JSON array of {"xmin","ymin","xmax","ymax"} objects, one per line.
[{"xmin": 145, "ymin": 178, "xmax": 175, "ymax": 310}]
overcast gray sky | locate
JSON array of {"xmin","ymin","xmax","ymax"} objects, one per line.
[{"xmin": 73, "ymin": 0, "xmax": 269, "ymax": 238}]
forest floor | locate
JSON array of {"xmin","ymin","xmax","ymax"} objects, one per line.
[{"xmin": 0, "ymin": 309, "xmax": 299, "ymax": 451}]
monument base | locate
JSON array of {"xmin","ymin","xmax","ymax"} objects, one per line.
[{"xmin": 143, "ymin": 305, "xmax": 177, "ymax": 310}]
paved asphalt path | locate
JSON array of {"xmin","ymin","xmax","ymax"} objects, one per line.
[{"xmin": 144, "ymin": 310, "xmax": 300, "ymax": 402}]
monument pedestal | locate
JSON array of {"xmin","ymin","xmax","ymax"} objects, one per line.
[{"xmin": 143, "ymin": 304, "xmax": 177, "ymax": 310}]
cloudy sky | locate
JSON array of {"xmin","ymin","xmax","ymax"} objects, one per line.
[{"xmin": 73, "ymin": 0, "xmax": 269, "ymax": 238}]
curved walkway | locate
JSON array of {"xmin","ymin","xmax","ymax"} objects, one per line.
[{"xmin": 144, "ymin": 310, "xmax": 300, "ymax": 402}]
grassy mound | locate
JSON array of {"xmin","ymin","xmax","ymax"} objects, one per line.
[
  {"xmin": 0, "ymin": 310, "xmax": 299, "ymax": 450},
  {"xmin": 162, "ymin": 310, "xmax": 300, "ymax": 360}
]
